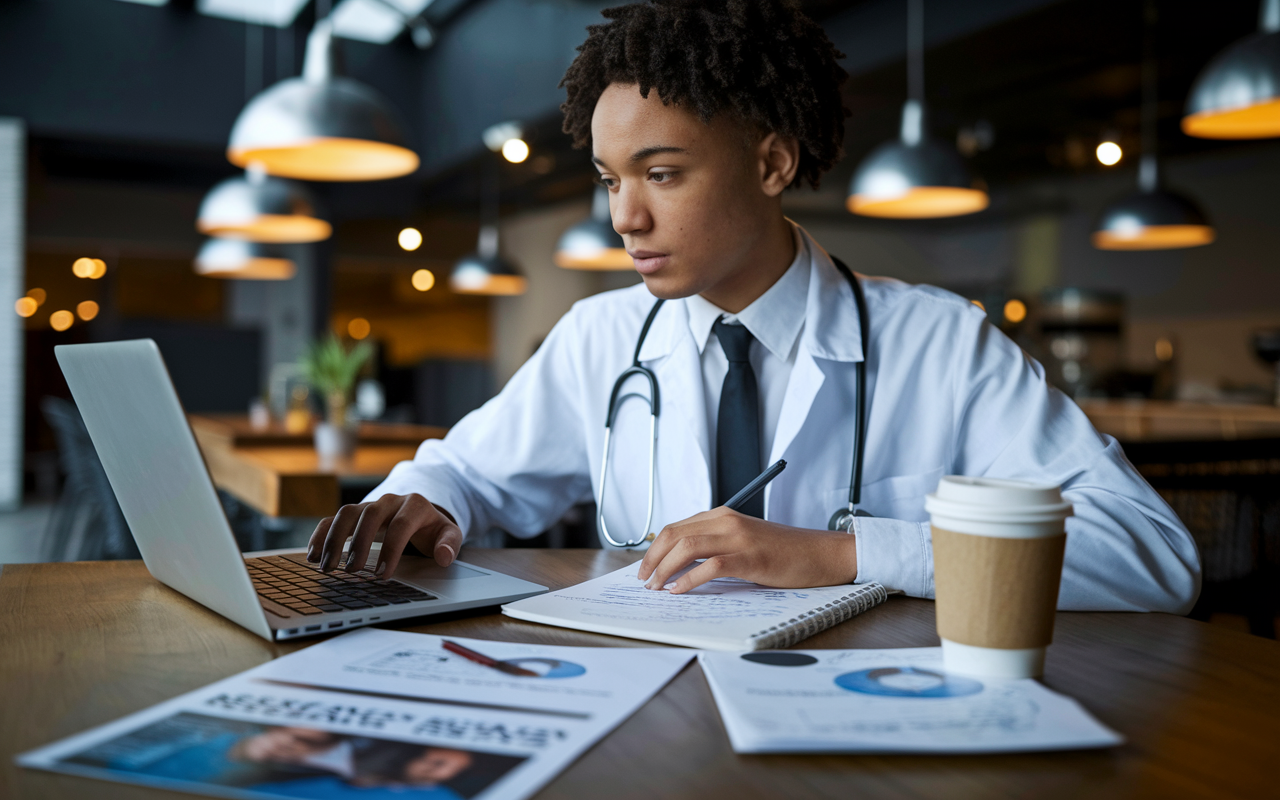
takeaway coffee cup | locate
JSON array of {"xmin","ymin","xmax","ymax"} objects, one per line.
[{"xmin": 924, "ymin": 476, "xmax": 1073, "ymax": 679}]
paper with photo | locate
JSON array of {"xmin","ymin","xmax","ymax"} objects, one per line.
[
  {"xmin": 699, "ymin": 647, "xmax": 1122, "ymax": 754},
  {"xmin": 18, "ymin": 631, "xmax": 693, "ymax": 800}
]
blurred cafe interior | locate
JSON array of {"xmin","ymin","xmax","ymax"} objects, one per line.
[{"xmin": 1, "ymin": 0, "xmax": 1279, "ymax": 644}]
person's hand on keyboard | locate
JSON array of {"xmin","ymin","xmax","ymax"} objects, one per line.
[{"xmin": 306, "ymin": 493, "xmax": 463, "ymax": 578}]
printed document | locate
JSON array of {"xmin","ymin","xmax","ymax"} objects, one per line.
[
  {"xmin": 699, "ymin": 647, "xmax": 1122, "ymax": 753},
  {"xmin": 18, "ymin": 629, "xmax": 693, "ymax": 800}
]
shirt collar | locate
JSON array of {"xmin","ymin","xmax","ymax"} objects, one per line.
[{"xmin": 685, "ymin": 224, "xmax": 810, "ymax": 361}]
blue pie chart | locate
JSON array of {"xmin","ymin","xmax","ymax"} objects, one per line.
[
  {"xmin": 499, "ymin": 658, "xmax": 587, "ymax": 679},
  {"xmin": 834, "ymin": 667, "xmax": 983, "ymax": 698}
]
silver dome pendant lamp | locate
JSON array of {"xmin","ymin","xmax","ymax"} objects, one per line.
[
  {"xmin": 554, "ymin": 185, "xmax": 630, "ymax": 270},
  {"xmin": 197, "ymin": 162, "xmax": 332, "ymax": 243},
  {"xmin": 847, "ymin": 0, "xmax": 988, "ymax": 218},
  {"xmin": 451, "ymin": 158, "xmax": 527, "ymax": 296},
  {"xmin": 1183, "ymin": 0, "xmax": 1280, "ymax": 139},
  {"xmin": 1094, "ymin": 2, "xmax": 1215, "ymax": 251},
  {"xmin": 226, "ymin": 15, "xmax": 419, "ymax": 181}
]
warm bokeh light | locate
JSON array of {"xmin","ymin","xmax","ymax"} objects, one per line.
[
  {"xmin": 198, "ymin": 214, "xmax": 332, "ymax": 244},
  {"xmin": 90, "ymin": 258, "xmax": 107, "ymax": 279},
  {"xmin": 1155, "ymin": 337, "xmax": 1174, "ymax": 362},
  {"xmin": 14, "ymin": 297, "xmax": 37, "ymax": 318},
  {"xmin": 1096, "ymin": 141, "xmax": 1122, "ymax": 166},
  {"xmin": 411, "ymin": 268, "xmax": 436, "ymax": 292},
  {"xmin": 49, "ymin": 310, "xmax": 74, "ymax": 331},
  {"xmin": 26, "ymin": 288, "xmax": 46, "ymax": 306},
  {"xmin": 348, "ymin": 317, "xmax": 371, "ymax": 340},
  {"xmin": 971, "ymin": 299, "xmax": 985, "ymax": 311},
  {"xmin": 398, "ymin": 227, "xmax": 423, "ymax": 251},
  {"xmin": 72, "ymin": 257, "xmax": 96, "ymax": 278},
  {"xmin": 1004, "ymin": 298, "xmax": 1028, "ymax": 324},
  {"xmin": 228, "ymin": 137, "xmax": 420, "ymax": 182},
  {"xmin": 1092, "ymin": 224, "xmax": 1216, "ymax": 250},
  {"xmin": 450, "ymin": 273, "xmax": 528, "ymax": 296},
  {"xmin": 847, "ymin": 186, "xmax": 989, "ymax": 218},
  {"xmin": 1182, "ymin": 98, "xmax": 1280, "ymax": 139},
  {"xmin": 77, "ymin": 300, "xmax": 100, "ymax": 321},
  {"xmin": 554, "ymin": 248, "xmax": 633, "ymax": 270},
  {"xmin": 501, "ymin": 138, "xmax": 530, "ymax": 164}
]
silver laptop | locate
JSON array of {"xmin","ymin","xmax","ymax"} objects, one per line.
[{"xmin": 55, "ymin": 339, "xmax": 546, "ymax": 641}]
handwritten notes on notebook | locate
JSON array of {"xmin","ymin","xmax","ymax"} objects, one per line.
[{"xmin": 503, "ymin": 562, "xmax": 887, "ymax": 650}]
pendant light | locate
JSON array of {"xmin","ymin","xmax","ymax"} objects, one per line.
[
  {"xmin": 1094, "ymin": 2, "xmax": 1215, "ymax": 251},
  {"xmin": 1183, "ymin": 0, "xmax": 1280, "ymax": 139},
  {"xmin": 194, "ymin": 238, "xmax": 297, "ymax": 280},
  {"xmin": 226, "ymin": 17, "xmax": 419, "ymax": 181},
  {"xmin": 847, "ymin": 0, "xmax": 988, "ymax": 218},
  {"xmin": 450, "ymin": 157, "xmax": 527, "ymax": 296},
  {"xmin": 196, "ymin": 163, "xmax": 331, "ymax": 243},
  {"xmin": 554, "ymin": 186, "xmax": 630, "ymax": 270},
  {"xmin": 450, "ymin": 225, "xmax": 528, "ymax": 295}
]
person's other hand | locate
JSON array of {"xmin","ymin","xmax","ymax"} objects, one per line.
[
  {"xmin": 636, "ymin": 508, "xmax": 858, "ymax": 593},
  {"xmin": 305, "ymin": 493, "xmax": 462, "ymax": 577}
]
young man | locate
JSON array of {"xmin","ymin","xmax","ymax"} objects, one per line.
[{"xmin": 308, "ymin": 0, "xmax": 1199, "ymax": 613}]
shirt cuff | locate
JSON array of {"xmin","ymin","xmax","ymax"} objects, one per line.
[{"xmin": 851, "ymin": 517, "xmax": 934, "ymax": 598}]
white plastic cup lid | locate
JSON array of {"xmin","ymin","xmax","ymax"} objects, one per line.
[{"xmin": 925, "ymin": 475, "xmax": 1072, "ymax": 523}]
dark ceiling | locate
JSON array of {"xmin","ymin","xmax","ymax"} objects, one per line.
[
  {"xmin": 423, "ymin": 0, "xmax": 1277, "ymax": 218},
  {"xmin": 23, "ymin": 0, "xmax": 1280, "ymax": 232}
]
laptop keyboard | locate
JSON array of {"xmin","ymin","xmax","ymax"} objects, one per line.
[{"xmin": 247, "ymin": 555, "xmax": 437, "ymax": 617}]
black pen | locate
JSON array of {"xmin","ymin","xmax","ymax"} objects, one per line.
[{"xmin": 723, "ymin": 459, "xmax": 787, "ymax": 511}]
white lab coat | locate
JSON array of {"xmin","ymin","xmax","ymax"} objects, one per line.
[{"xmin": 370, "ymin": 227, "xmax": 1201, "ymax": 614}]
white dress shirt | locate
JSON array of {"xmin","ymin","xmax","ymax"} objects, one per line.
[{"xmin": 685, "ymin": 226, "xmax": 810, "ymax": 483}]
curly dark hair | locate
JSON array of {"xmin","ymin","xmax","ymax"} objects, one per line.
[{"xmin": 560, "ymin": 0, "xmax": 849, "ymax": 189}]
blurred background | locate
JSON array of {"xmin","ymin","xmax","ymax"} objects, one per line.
[{"xmin": 0, "ymin": 0, "xmax": 1277, "ymax": 635}]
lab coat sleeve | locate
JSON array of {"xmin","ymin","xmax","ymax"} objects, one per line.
[
  {"xmin": 362, "ymin": 307, "xmax": 594, "ymax": 541},
  {"xmin": 947, "ymin": 307, "xmax": 1201, "ymax": 613}
]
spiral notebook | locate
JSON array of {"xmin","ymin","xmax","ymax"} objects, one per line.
[{"xmin": 502, "ymin": 562, "xmax": 889, "ymax": 651}]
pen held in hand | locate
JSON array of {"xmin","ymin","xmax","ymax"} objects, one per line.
[
  {"xmin": 723, "ymin": 459, "xmax": 787, "ymax": 512},
  {"xmin": 442, "ymin": 640, "xmax": 540, "ymax": 677}
]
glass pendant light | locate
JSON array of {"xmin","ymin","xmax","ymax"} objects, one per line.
[
  {"xmin": 848, "ymin": 0, "xmax": 988, "ymax": 218},
  {"xmin": 194, "ymin": 238, "xmax": 297, "ymax": 280},
  {"xmin": 227, "ymin": 17, "xmax": 419, "ymax": 181},
  {"xmin": 554, "ymin": 185, "xmax": 630, "ymax": 270},
  {"xmin": 1183, "ymin": 0, "xmax": 1280, "ymax": 139},
  {"xmin": 196, "ymin": 163, "xmax": 332, "ymax": 243},
  {"xmin": 1095, "ymin": 2, "xmax": 1215, "ymax": 251}
]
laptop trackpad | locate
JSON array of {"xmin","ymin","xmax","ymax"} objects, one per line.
[{"xmin": 394, "ymin": 557, "xmax": 486, "ymax": 581}]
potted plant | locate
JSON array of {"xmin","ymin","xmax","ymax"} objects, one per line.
[{"xmin": 300, "ymin": 335, "xmax": 374, "ymax": 459}]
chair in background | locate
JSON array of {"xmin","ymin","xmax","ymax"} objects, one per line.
[
  {"xmin": 1124, "ymin": 437, "xmax": 1280, "ymax": 638},
  {"xmin": 40, "ymin": 397, "xmax": 139, "ymax": 562}
]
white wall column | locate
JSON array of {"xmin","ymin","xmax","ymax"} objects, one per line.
[{"xmin": 0, "ymin": 119, "xmax": 25, "ymax": 511}]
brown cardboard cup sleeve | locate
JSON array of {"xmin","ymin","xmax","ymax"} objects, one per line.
[{"xmin": 932, "ymin": 527, "xmax": 1067, "ymax": 650}]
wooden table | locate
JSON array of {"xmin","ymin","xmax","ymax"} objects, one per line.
[
  {"xmin": 189, "ymin": 415, "xmax": 444, "ymax": 517},
  {"xmin": 3, "ymin": 550, "xmax": 1278, "ymax": 799}
]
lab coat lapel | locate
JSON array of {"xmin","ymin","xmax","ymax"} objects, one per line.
[{"xmin": 768, "ymin": 230, "xmax": 865, "ymax": 466}]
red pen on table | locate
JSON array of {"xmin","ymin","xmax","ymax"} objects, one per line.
[{"xmin": 442, "ymin": 640, "xmax": 539, "ymax": 677}]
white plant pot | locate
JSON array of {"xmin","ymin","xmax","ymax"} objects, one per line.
[{"xmin": 314, "ymin": 421, "xmax": 357, "ymax": 460}]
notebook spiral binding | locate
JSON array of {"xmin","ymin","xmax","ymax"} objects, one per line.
[{"xmin": 746, "ymin": 583, "xmax": 889, "ymax": 651}]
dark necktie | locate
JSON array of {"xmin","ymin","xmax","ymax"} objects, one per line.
[{"xmin": 713, "ymin": 318, "xmax": 763, "ymax": 517}]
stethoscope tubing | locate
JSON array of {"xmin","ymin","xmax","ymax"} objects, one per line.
[{"xmin": 599, "ymin": 257, "xmax": 868, "ymax": 547}]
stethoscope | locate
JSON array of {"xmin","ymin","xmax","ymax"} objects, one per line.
[{"xmin": 597, "ymin": 257, "xmax": 871, "ymax": 548}]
